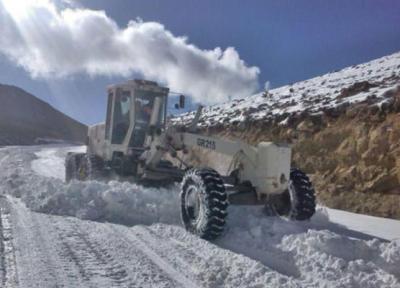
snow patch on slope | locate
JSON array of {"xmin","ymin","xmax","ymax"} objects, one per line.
[{"xmin": 174, "ymin": 52, "xmax": 400, "ymax": 127}]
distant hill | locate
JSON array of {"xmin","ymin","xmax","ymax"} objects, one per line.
[{"xmin": 0, "ymin": 84, "xmax": 87, "ymax": 145}]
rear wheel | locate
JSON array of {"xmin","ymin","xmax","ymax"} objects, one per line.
[
  {"xmin": 77, "ymin": 154, "xmax": 106, "ymax": 181},
  {"xmin": 270, "ymin": 168, "xmax": 316, "ymax": 220},
  {"xmin": 180, "ymin": 168, "xmax": 228, "ymax": 240}
]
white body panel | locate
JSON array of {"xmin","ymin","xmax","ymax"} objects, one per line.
[
  {"xmin": 87, "ymin": 123, "xmax": 106, "ymax": 156},
  {"xmin": 180, "ymin": 133, "xmax": 291, "ymax": 196},
  {"xmin": 87, "ymin": 123, "xmax": 128, "ymax": 160},
  {"xmin": 250, "ymin": 142, "xmax": 291, "ymax": 195}
]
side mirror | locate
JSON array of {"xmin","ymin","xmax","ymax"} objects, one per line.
[{"xmin": 179, "ymin": 95, "xmax": 185, "ymax": 109}]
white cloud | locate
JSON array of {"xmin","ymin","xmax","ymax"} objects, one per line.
[{"xmin": 0, "ymin": 0, "xmax": 260, "ymax": 104}]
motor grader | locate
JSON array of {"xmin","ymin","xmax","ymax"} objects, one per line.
[{"xmin": 65, "ymin": 79, "xmax": 316, "ymax": 239}]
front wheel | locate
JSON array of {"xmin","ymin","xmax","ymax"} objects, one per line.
[
  {"xmin": 270, "ymin": 168, "xmax": 316, "ymax": 220},
  {"xmin": 180, "ymin": 168, "xmax": 228, "ymax": 240},
  {"xmin": 77, "ymin": 154, "xmax": 106, "ymax": 181},
  {"xmin": 65, "ymin": 153, "xmax": 84, "ymax": 182}
]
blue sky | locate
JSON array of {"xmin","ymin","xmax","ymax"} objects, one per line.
[{"xmin": 0, "ymin": 0, "xmax": 399, "ymax": 125}]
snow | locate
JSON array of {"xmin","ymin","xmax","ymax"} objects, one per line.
[
  {"xmin": 173, "ymin": 51, "xmax": 400, "ymax": 127},
  {"xmin": 1, "ymin": 145, "xmax": 400, "ymax": 287},
  {"xmin": 4, "ymin": 146, "xmax": 182, "ymax": 225},
  {"xmin": 31, "ymin": 146, "xmax": 85, "ymax": 180},
  {"xmin": 326, "ymin": 208, "xmax": 400, "ymax": 241}
]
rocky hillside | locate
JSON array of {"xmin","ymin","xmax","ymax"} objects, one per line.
[
  {"xmin": 174, "ymin": 52, "xmax": 400, "ymax": 219},
  {"xmin": 0, "ymin": 84, "xmax": 87, "ymax": 145}
]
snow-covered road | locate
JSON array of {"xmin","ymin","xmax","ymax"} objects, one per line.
[{"xmin": 0, "ymin": 145, "xmax": 399, "ymax": 287}]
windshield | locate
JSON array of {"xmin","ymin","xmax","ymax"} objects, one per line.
[
  {"xmin": 134, "ymin": 89, "xmax": 166, "ymax": 126},
  {"xmin": 129, "ymin": 89, "xmax": 166, "ymax": 147}
]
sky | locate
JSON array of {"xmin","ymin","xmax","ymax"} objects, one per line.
[{"xmin": 0, "ymin": 0, "xmax": 399, "ymax": 125}]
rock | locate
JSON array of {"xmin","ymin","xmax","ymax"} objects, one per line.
[
  {"xmin": 365, "ymin": 172, "xmax": 399, "ymax": 193},
  {"xmin": 296, "ymin": 120, "xmax": 315, "ymax": 133},
  {"xmin": 338, "ymin": 81, "xmax": 378, "ymax": 99}
]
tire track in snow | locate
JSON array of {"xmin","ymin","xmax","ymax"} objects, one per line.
[
  {"xmin": 129, "ymin": 225, "xmax": 299, "ymax": 287},
  {"xmin": 9, "ymin": 196, "xmax": 85, "ymax": 287},
  {"xmin": 133, "ymin": 226, "xmax": 209, "ymax": 281},
  {"xmin": 54, "ymin": 219, "xmax": 132, "ymax": 288},
  {"xmin": 49, "ymin": 214, "xmax": 195, "ymax": 288},
  {"xmin": 107, "ymin": 225, "xmax": 201, "ymax": 288},
  {"xmin": 0, "ymin": 200, "xmax": 18, "ymax": 288},
  {"xmin": 1, "ymin": 190, "xmax": 194, "ymax": 287}
]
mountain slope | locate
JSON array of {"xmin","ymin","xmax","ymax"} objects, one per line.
[
  {"xmin": 175, "ymin": 51, "xmax": 400, "ymax": 127},
  {"xmin": 173, "ymin": 52, "xmax": 400, "ymax": 219},
  {"xmin": 0, "ymin": 84, "xmax": 87, "ymax": 145}
]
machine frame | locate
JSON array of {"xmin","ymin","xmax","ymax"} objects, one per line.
[{"xmin": 67, "ymin": 79, "xmax": 316, "ymax": 239}]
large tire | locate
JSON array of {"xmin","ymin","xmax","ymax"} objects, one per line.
[
  {"xmin": 65, "ymin": 153, "xmax": 84, "ymax": 182},
  {"xmin": 271, "ymin": 168, "xmax": 316, "ymax": 220},
  {"xmin": 77, "ymin": 154, "xmax": 106, "ymax": 181},
  {"xmin": 180, "ymin": 168, "xmax": 228, "ymax": 240}
]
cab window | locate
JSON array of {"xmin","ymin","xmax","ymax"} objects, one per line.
[
  {"xmin": 129, "ymin": 90, "xmax": 166, "ymax": 147},
  {"xmin": 111, "ymin": 90, "xmax": 131, "ymax": 144}
]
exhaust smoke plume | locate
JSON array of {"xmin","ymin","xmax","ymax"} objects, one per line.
[{"xmin": 0, "ymin": 0, "xmax": 260, "ymax": 104}]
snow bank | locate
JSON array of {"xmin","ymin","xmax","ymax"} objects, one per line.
[
  {"xmin": 2, "ymin": 146, "xmax": 181, "ymax": 226},
  {"xmin": 148, "ymin": 207, "xmax": 400, "ymax": 287},
  {"xmin": 279, "ymin": 231, "xmax": 400, "ymax": 287},
  {"xmin": 31, "ymin": 146, "xmax": 85, "ymax": 180},
  {"xmin": 23, "ymin": 178, "xmax": 181, "ymax": 225},
  {"xmin": 216, "ymin": 206, "xmax": 400, "ymax": 286}
]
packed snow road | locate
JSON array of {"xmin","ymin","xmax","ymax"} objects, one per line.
[{"xmin": 0, "ymin": 145, "xmax": 399, "ymax": 287}]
